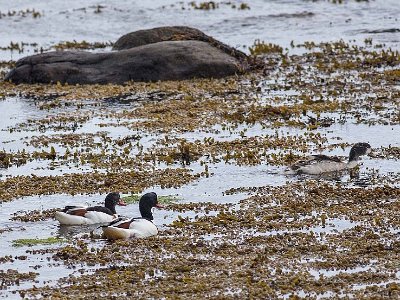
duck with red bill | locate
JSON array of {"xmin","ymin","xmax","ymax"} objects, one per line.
[
  {"xmin": 55, "ymin": 192, "xmax": 125, "ymax": 225},
  {"xmin": 102, "ymin": 192, "xmax": 164, "ymax": 240}
]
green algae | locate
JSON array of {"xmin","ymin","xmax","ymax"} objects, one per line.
[
  {"xmin": 12, "ymin": 237, "xmax": 66, "ymax": 247},
  {"xmin": 122, "ymin": 194, "xmax": 181, "ymax": 205}
]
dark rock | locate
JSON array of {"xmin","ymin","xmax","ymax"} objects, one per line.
[
  {"xmin": 361, "ymin": 28, "xmax": 400, "ymax": 34},
  {"xmin": 5, "ymin": 41, "xmax": 243, "ymax": 84},
  {"xmin": 5, "ymin": 26, "xmax": 249, "ymax": 85},
  {"xmin": 113, "ymin": 26, "xmax": 248, "ymax": 62}
]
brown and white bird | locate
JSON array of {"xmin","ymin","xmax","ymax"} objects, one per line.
[
  {"xmin": 55, "ymin": 192, "xmax": 126, "ymax": 225},
  {"xmin": 102, "ymin": 192, "xmax": 163, "ymax": 240},
  {"xmin": 287, "ymin": 143, "xmax": 372, "ymax": 175}
]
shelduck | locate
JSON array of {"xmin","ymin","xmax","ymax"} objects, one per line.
[
  {"xmin": 102, "ymin": 192, "xmax": 163, "ymax": 240},
  {"xmin": 55, "ymin": 192, "xmax": 126, "ymax": 225},
  {"xmin": 288, "ymin": 142, "xmax": 372, "ymax": 175}
]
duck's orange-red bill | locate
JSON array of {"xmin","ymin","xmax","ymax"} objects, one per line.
[
  {"xmin": 155, "ymin": 203, "xmax": 164, "ymax": 209},
  {"xmin": 118, "ymin": 199, "xmax": 127, "ymax": 206}
]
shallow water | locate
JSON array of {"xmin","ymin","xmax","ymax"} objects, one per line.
[
  {"xmin": 1, "ymin": 0, "xmax": 400, "ymax": 298},
  {"xmin": 1, "ymin": 96, "xmax": 399, "ymax": 297},
  {"xmin": 1, "ymin": 95, "xmax": 400, "ymax": 296}
]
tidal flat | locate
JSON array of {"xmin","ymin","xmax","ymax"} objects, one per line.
[
  {"xmin": 1, "ymin": 38, "xmax": 399, "ymax": 299},
  {"xmin": 1, "ymin": 0, "xmax": 400, "ymax": 299}
]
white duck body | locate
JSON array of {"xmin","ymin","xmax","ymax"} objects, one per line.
[
  {"xmin": 55, "ymin": 192, "xmax": 125, "ymax": 226},
  {"xmin": 55, "ymin": 210, "xmax": 117, "ymax": 225},
  {"xmin": 102, "ymin": 218, "xmax": 158, "ymax": 240}
]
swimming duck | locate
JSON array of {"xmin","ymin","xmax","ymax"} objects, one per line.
[
  {"xmin": 288, "ymin": 143, "xmax": 372, "ymax": 175},
  {"xmin": 102, "ymin": 192, "xmax": 163, "ymax": 240},
  {"xmin": 55, "ymin": 192, "xmax": 126, "ymax": 225}
]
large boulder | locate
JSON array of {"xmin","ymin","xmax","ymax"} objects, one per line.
[
  {"xmin": 5, "ymin": 40, "xmax": 243, "ymax": 84},
  {"xmin": 113, "ymin": 26, "xmax": 248, "ymax": 62}
]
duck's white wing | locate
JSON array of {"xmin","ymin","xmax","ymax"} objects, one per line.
[
  {"xmin": 83, "ymin": 211, "xmax": 116, "ymax": 223},
  {"xmin": 55, "ymin": 210, "xmax": 116, "ymax": 225}
]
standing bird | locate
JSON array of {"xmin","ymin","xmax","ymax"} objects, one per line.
[
  {"xmin": 102, "ymin": 192, "xmax": 163, "ymax": 240},
  {"xmin": 288, "ymin": 143, "xmax": 372, "ymax": 175},
  {"xmin": 55, "ymin": 192, "xmax": 126, "ymax": 225}
]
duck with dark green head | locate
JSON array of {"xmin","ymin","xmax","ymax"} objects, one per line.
[{"xmin": 102, "ymin": 192, "xmax": 164, "ymax": 240}]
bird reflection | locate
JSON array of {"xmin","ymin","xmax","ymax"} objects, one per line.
[{"xmin": 57, "ymin": 223, "xmax": 104, "ymax": 239}]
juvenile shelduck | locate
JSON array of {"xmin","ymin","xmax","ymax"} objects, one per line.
[
  {"xmin": 102, "ymin": 192, "xmax": 163, "ymax": 240},
  {"xmin": 55, "ymin": 192, "xmax": 126, "ymax": 225},
  {"xmin": 288, "ymin": 142, "xmax": 372, "ymax": 175}
]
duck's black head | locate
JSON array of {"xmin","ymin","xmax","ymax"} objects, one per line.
[
  {"xmin": 139, "ymin": 192, "xmax": 163, "ymax": 220},
  {"xmin": 104, "ymin": 192, "xmax": 126, "ymax": 214},
  {"xmin": 348, "ymin": 143, "xmax": 372, "ymax": 162}
]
